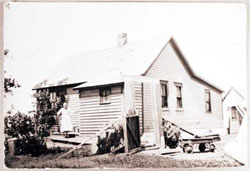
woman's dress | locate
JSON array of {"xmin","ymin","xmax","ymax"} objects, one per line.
[{"xmin": 57, "ymin": 108, "xmax": 73, "ymax": 132}]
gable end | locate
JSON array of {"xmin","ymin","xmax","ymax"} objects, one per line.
[{"xmin": 142, "ymin": 37, "xmax": 223, "ymax": 94}]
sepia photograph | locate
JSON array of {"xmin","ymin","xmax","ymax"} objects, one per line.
[{"xmin": 2, "ymin": 1, "xmax": 248, "ymax": 169}]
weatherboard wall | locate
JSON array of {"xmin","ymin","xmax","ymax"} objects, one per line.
[
  {"xmin": 66, "ymin": 87, "xmax": 80, "ymax": 130},
  {"xmin": 78, "ymin": 86, "xmax": 123, "ymax": 136},
  {"xmin": 133, "ymin": 82, "xmax": 144, "ymax": 135},
  {"xmin": 145, "ymin": 41, "xmax": 224, "ymax": 133}
]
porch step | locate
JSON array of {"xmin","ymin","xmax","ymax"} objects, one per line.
[
  {"xmin": 141, "ymin": 144, "xmax": 157, "ymax": 151},
  {"xmin": 49, "ymin": 125, "xmax": 60, "ymax": 133},
  {"xmin": 51, "ymin": 131, "xmax": 80, "ymax": 136}
]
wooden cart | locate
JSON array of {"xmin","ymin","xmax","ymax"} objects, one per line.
[
  {"xmin": 179, "ymin": 134, "xmax": 221, "ymax": 153},
  {"xmin": 164, "ymin": 120, "xmax": 221, "ymax": 153}
]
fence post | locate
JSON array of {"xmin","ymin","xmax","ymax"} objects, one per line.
[{"xmin": 8, "ymin": 138, "xmax": 17, "ymax": 156}]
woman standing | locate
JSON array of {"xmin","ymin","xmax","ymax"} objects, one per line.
[{"xmin": 57, "ymin": 102, "xmax": 73, "ymax": 138}]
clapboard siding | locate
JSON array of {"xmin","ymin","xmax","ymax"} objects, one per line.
[
  {"xmin": 133, "ymin": 82, "xmax": 144, "ymax": 135},
  {"xmin": 66, "ymin": 88, "xmax": 80, "ymax": 129},
  {"xmin": 142, "ymin": 83, "xmax": 155, "ymax": 133},
  {"xmin": 145, "ymin": 41, "xmax": 223, "ymax": 132},
  {"xmin": 79, "ymin": 86, "xmax": 123, "ymax": 136}
]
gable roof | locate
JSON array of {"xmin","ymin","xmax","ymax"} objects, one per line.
[
  {"xmin": 222, "ymin": 87, "xmax": 244, "ymax": 101},
  {"xmin": 142, "ymin": 37, "xmax": 223, "ymax": 93},
  {"xmin": 33, "ymin": 36, "xmax": 223, "ymax": 93},
  {"xmin": 33, "ymin": 37, "xmax": 168, "ymax": 89}
]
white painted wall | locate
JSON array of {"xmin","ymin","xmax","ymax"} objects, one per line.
[
  {"xmin": 145, "ymin": 42, "xmax": 224, "ymax": 135},
  {"xmin": 222, "ymin": 88, "xmax": 246, "ymax": 133}
]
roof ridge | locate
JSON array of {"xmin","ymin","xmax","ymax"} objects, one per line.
[
  {"xmin": 65, "ymin": 37, "xmax": 171, "ymax": 59},
  {"xmin": 34, "ymin": 37, "xmax": 169, "ymax": 89},
  {"xmin": 223, "ymin": 87, "xmax": 244, "ymax": 101}
]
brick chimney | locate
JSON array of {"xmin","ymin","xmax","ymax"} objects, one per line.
[{"xmin": 117, "ymin": 33, "xmax": 127, "ymax": 46}]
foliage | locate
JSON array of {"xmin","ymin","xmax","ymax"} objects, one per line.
[
  {"xmin": 4, "ymin": 88, "xmax": 66, "ymax": 156},
  {"xmin": 3, "ymin": 49, "xmax": 21, "ymax": 95},
  {"xmin": 97, "ymin": 122, "xmax": 124, "ymax": 154},
  {"xmin": 14, "ymin": 136, "xmax": 47, "ymax": 156},
  {"xmin": 4, "ymin": 112, "xmax": 35, "ymax": 137},
  {"xmin": 4, "ymin": 112, "xmax": 47, "ymax": 156},
  {"xmin": 33, "ymin": 89, "xmax": 66, "ymax": 136},
  {"xmin": 162, "ymin": 118, "xmax": 181, "ymax": 149},
  {"xmin": 4, "ymin": 77, "xmax": 21, "ymax": 94}
]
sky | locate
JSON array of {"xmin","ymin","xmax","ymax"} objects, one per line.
[{"xmin": 3, "ymin": 2, "xmax": 247, "ymax": 113}]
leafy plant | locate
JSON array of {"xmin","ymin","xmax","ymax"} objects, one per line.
[
  {"xmin": 97, "ymin": 123, "xmax": 124, "ymax": 154},
  {"xmin": 33, "ymin": 89, "xmax": 65, "ymax": 136},
  {"xmin": 4, "ymin": 112, "xmax": 47, "ymax": 156},
  {"xmin": 3, "ymin": 49, "xmax": 21, "ymax": 95},
  {"xmin": 4, "ymin": 112, "xmax": 35, "ymax": 138},
  {"xmin": 162, "ymin": 118, "xmax": 181, "ymax": 149},
  {"xmin": 4, "ymin": 77, "xmax": 21, "ymax": 94},
  {"xmin": 14, "ymin": 136, "xmax": 47, "ymax": 156}
]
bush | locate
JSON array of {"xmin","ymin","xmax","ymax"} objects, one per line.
[
  {"xmin": 4, "ymin": 112, "xmax": 35, "ymax": 137},
  {"xmin": 4, "ymin": 112, "xmax": 47, "ymax": 156},
  {"xmin": 162, "ymin": 118, "xmax": 181, "ymax": 149},
  {"xmin": 33, "ymin": 89, "xmax": 65, "ymax": 132},
  {"xmin": 14, "ymin": 136, "xmax": 47, "ymax": 156},
  {"xmin": 97, "ymin": 122, "xmax": 124, "ymax": 154}
]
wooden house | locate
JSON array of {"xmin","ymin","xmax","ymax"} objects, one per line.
[
  {"xmin": 33, "ymin": 34, "xmax": 225, "ymax": 146},
  {"xmin": 222, "ymin": 87, "xmax": 246, "ymax": 135}
]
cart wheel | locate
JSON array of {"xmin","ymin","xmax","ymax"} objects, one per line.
[
  {"xmin": 198, "ymin": 143, "xmax": 206, "ymax": 152},
  {"xmin": 183, "ymin": 144, "xmax": 193, "ymax": 154},
  {"xmin": 209, "ymin": 144, "xmax": 215, "ymax": 152}
]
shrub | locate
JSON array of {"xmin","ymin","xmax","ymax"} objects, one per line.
[
  {"xmin": 33, "ymin": 89, "xmax": 65, "ymax": 132},
  {"xmin": 4, "ymin": 112, "xmax": 47, "ymax": 156},
  {"xmin": 14, "ymin": 136, "xmax": 47, "ymax": 156},
  {"xmin": 97, "ymin": 122, "xmax": 124, "ymax": 154},
  {"xmin": 4, "ymin": 112, "xmax": 35, "ymax": 137},
  {"xmin": 162, "ymin": 118, "xmax": 181, "ymax": 149}
]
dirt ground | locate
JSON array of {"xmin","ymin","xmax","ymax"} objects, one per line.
[
  {"xmin": 139, "ymin": 133, "xmax": 241, "ymax": 162},
  {"xmin": 5, "ymin": 149, "xmax": 243, "ymax": 168},
  {"xmin": 5, "ymin": 134, "xmax": 243, "ymax": 168},
  {"xmin": 139, "ymin": 146, "xmax": 242, "ymax": 166}
]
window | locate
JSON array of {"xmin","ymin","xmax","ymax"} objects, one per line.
[
  {"xmin": 160, "ymin": 81, "xmax": 168, "ymax": 108},
  {"xmin": 50, "ymin": 92, "xmax": 57, "ymax": 102},
  {"xmin": 100, "ymin": 88, "xmax": 111, "ymax": 104},
  {"xmin": 175, "ymin": 83, "xmax": 183, "ymax": 109},
  {"xmin": 205, "ymin": 89, "xmax": 211, "ymax": 112},
  {"xmin": 231, "ymin": 107, "xmax": 237, "ymax": 120},
  {"xmin": 50, "ymin": 90, "xmax": 66, "ymax": 103}
]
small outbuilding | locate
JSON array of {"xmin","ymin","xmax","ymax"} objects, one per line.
[{"xmin": 222, "ymin": 87, "xmax": 246, "ymax": 135}]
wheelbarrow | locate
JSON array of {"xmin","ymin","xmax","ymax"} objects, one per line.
[
  {"xmin": 163, "ymin": 119, "xmax": 221, "ymax": 153},
  {"xmin": 179, "ymin": 134, "xmax": 220, "ymax": 153}
]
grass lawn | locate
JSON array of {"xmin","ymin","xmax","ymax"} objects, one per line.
[{"xmin": 5, "ymin": 152, "xmax": 243, "ymax": 168}]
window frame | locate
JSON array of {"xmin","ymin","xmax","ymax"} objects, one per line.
[
  {"xmin": 160, "ymin": 81, "xmax": 169, "ymax": 108},
  {"xmin": 205, "ymin": 89, "xmax": 212, "ymax": 113},
  {"xmin": 175, "ymin": 82, "xmax": 183, "ymax": 109},
  {"xmin": 231, "ymin": 107, "xmax": 237, "ymax": 120},
  {"xmin": 99, "ymin": 88, "xmax": 111, "ymax": 105},
  {"xmin": 50, "ymin": 92, "xmax": 57, "ymax": 102}
]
